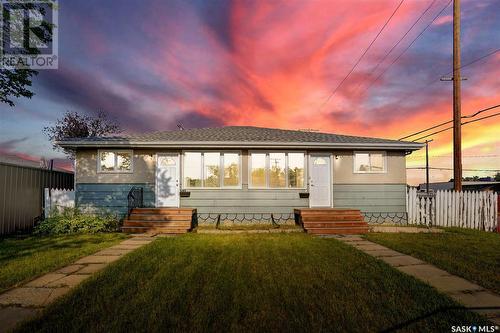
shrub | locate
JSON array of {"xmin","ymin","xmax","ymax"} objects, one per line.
[{"xmin": 34, "ymin": 208, "xmax": 120, "ymax": 235}]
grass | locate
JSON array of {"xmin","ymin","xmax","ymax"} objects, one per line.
[
  {"xmin": 0, "ymin": 233, "xmax": 127, "ymax": 292},
  {"xmin": 366, "ymin": 228, "xmax": 500, "ymax": 294},
  {"xmin": 17, "ymin": 233, "xmax": 488, "ymax": 332}
]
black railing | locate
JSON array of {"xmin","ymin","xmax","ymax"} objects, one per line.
[{"xmin": 127, "ymin": 186, "xmax": 144, "ymax": 217}]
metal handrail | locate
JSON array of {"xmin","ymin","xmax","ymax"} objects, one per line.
[{"xmin": 127, "ymin": 186, "xmax": 144, "ymax": 217}]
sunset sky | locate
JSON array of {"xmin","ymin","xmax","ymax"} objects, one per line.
[{"xmin": 0, "ymin": 0, "xmax": 499, "ymax": 185}]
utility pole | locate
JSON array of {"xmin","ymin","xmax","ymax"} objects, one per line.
[
  {"xmin": 426, "ymin": 140, "xmax": 430, "ymax": 193},
  {"xmin": 453, "ymin": 0, "xmax": 462, "ymax": 191}
]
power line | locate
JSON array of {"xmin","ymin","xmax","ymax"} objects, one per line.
[
  {"xmin": 366, "ymin": 47, "xmax": 500, "ymax": 109},
  {"xmin": 407, "ymin": 155, "xmax": 500, "ymax": 158},
  {"xmin": 407, "ymin": 167, "xmax": 500, "ymax": 172},
  {"xmin": 411, "ymin": 111, "xmax": 500, "ymax": 142},
  {"xmin": 352, "ymin": 0, "xmax": 438, "ymax": 95},
  {"xmin": 399, "ymin": 104, "xmax": 500, "ymax": 140},
  {"xmin": 441, "ymin": 48, "xmax": 500, "ymax": 77},
  {"xmin": 358, "ymin": 0, "xmax": 452, "ymax": 96},
  {"xmin": 318, "ymin": 0, "xmax": 405, "ymax": 110}
]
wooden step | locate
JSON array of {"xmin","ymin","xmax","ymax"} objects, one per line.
[
  {"xmin": 127, "ymin": 214, "xmax": 193, "ymax": 221},
  {"xmin": 122, "ymin": 226, "xmax": 189, "ymax": 234},
  {"xmin": 306, "ymin": 227, "xmax": 369, "ymax": 235},
  {"xmin": 130, "ymin": 208, "xmax": 196, "ymax": 214},
  {"xmin": 301, "ymin": 215, "xmax": 364, "ymax": 222},
  {"xmin": 122, "ymin": 227, "xmax": 189, "ymax": 235},
  {"xmin": 124, "ymin": 207, "xmax": 196, "ymax": 234},
  {"xmin": 295, "ymin": 208, "xmax": 367, "ymax": 235},
  {"xmin": 123, "ymin": 221, "xmax": 192, "ymax": 228},
  {"xmin": 302, "ymin": 222, "xmax": 368, "ymax": 228}
]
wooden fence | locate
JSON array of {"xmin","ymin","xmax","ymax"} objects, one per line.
[
  {"xmin": 0, "ymin": 162, "xmax": 74, "ymax": 236},
  {"xmin": 44, "ymin": 188, "xmax": 75, "ymax": 218},
  {"xmin": 407, "ymin": 187, "xmax": 498, "ymax": 231}
]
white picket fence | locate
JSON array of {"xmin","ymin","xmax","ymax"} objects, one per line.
[
  {"xmin": 407, "ymin": 187, "xmax": 499, "ymax": 231},
  {"xmin": 44, "ymin": 188, "xmax": 75, "ymax": 218}
]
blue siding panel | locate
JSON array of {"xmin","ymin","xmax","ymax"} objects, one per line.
[{"xmin": 76, "ymin": 183, "xmax": 155, "ymax": 219}]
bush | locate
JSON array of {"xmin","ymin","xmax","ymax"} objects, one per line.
[{"xmin": 34, "ymin": 208, "xmax": 120, "ymax": 235}]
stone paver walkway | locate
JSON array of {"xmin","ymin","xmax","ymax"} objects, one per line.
[
  {"xmin": 0, "ymin": 235, "xmax": 155, "ymax": 333},
  {"xmin": 335, "ymin": 235, "xmax": 500, "ymax": 325}
]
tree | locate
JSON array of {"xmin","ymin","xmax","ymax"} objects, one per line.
[
  {"xmin": 0, "ymin": 69, "xmax": 38, "ymax": 106},
  {"xmin": 494, "ymin": 172, "xmax": 500, "ymax": 182},
  {"xmin": 44, "ymin": 111, "xmax": 122, "ymax": 158},
  {"xmin": 1, "ymin": 2, "xmax": 54, "ymax": 107}
]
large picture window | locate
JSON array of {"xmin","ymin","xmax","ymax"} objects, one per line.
[
  {"xmin": 98, "ymin": 150, "xmax": 133, "ymax": 173},
  {"xmin": 249, "ymin": 152, "xmax": 305, "ymax": 189},
  {"xmin": 183, "ymin": 151, "xmax": 241, "ymax": 188},
  {"xmin": 354, "ymin": 151, "xmax": 386, "ymax": 173}
]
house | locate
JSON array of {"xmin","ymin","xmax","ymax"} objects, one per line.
[
  {"xmin": 417, "ymin": 181, "xmax": 500, "ymax": 193},
  {"xmin": 56, "ymin": 126, "xmax": 423, "ymax": 226}
]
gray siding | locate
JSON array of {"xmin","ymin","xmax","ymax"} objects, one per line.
[
  {"xmin": 181, "ymin": 185, "xmax": 308, "ymax": 214},
  {"xmin": 0, "ymin": 163, "xmax": 74, "ymax": 235},
  {"xmin": 76, "ymin": 183, "xmax": 155, "ymax": 218},
  {"xmin": 332, "ymin": 184, "xmax": 406, "ymax": 213}
]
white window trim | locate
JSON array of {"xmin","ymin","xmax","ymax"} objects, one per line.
[
  {"xmin": 97, "ymin": 149, "xmax": 134, "ymax": 174},
  {"xmin": 181, "ymin": 150, "xmax": 242, "ymax": 189},
  {"xmin": 248, "ymin": 150, "xmax": 307, "ymax": 190},
  {"xmin": 353, "ymin": 151, "xmax": 387, "ymax": 174}
]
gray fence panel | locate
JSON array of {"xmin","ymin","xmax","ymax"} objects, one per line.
[{"xmin": 0, "ymin": 162, "xmax": 74, "ymax": 235}]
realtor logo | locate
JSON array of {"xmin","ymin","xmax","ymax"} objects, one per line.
[{"xmin": 0, "ymin": 0, "xmax": 58, "ymax": 69}]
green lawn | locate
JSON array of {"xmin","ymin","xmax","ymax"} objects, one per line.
[
  {"xmin": 17, "ymin": 233, "xmax": 488, "ymax": 332},
  {"xmin": 366, "ymin": 228, "xmax": 500, "ymax": 294},
  {"xmin": 0, "ymin": 233, "xmax": 127, "ymax": 293}
]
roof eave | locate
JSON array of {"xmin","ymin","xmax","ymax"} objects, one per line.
[{"xmin": 55, "ymin": 140, "xmax": 424, "ymax": 151}]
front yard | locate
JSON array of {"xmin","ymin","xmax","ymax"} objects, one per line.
[
  {"xmin": 366, "ymin": 228, "xmax": 500, "ymax": 294},
  {"xmin": 17, "ymin": 233, "xmax": 488, "ymax": 332},
  {"xmin": 0, "ymin": 233, "xmax": 127, "ymax": 293}
]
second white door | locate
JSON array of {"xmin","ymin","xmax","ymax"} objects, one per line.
[
  {"xmin": 156, "ymin": 153, "xmax": 180, "ymax": 207},
  {"xmin": 309, "ymin": 154, "xmax": 331, "ymax": 207}
]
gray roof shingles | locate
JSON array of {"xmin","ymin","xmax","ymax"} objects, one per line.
[{"xmin": 59, "ymin": 126, "xmax": 418, "ymax": 147}]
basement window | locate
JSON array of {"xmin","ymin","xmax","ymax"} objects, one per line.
[{"xmin": 98, "ymin": 150, "xmax": 133, "ymax": 173}]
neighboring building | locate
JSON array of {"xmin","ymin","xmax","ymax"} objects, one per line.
[
  {"xmin": 418, "ymin": 181, "xmax": 500, "ymax": 193},
  {"xmin": 56, "ymin": 126, "xmax": 422, "ymax": 219}
]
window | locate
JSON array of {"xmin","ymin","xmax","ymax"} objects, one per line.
[
  {"xmin": 203, "ymin": 152, "xmax": 220, "ymax": 187},
  {"xmin": 249, "ymin": 152, "xmax": 305, "ymax": 189},
  {"xmin": 98, "ymin": 150, "xmax": 133, "ymax": 172},
  {"xmin": 269, "ymin": 153, "xmax": 286, "ymax": 188},
  {"xmin": 183, "ymin": 151, "xmax": 241, "ymax": 188},
  {"xmin": 223, "ymin": 153, "xmax": 240, "ymax": 187},
  {"xmin": 288, "ymin": 153, "xmax": 305, "ymax": 188},
  {"xmin": 184, "ymin": 152, "xmax": 202, "ymax": 187},
  {"xmin": 354, "ymin": 151, "xmax": 386, "ymax": 173},
  {"xmin": 250, "ymin": 153, "xmax": 266, "ymax": 188}
]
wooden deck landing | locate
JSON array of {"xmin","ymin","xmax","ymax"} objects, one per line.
[
  {"xmin": 294, "ymin": 208, "xmax": 369, "ymax": 235},
  {"xmin": 122, "ymin": 208, "xmax": 197, "ymax": 234}
]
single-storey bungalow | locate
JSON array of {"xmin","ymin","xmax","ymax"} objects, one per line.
[{"xmin": 57, "ymin": 126, "xmax": 423, "ymax": 223}]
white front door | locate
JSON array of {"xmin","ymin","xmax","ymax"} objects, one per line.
[
  {"xmin": 309, "ymin": 154, "xmax": 332, "ymax": 207},
  {"xmin": 156, "ymin": 153, "xmax": 180, "ymax": 207}
]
